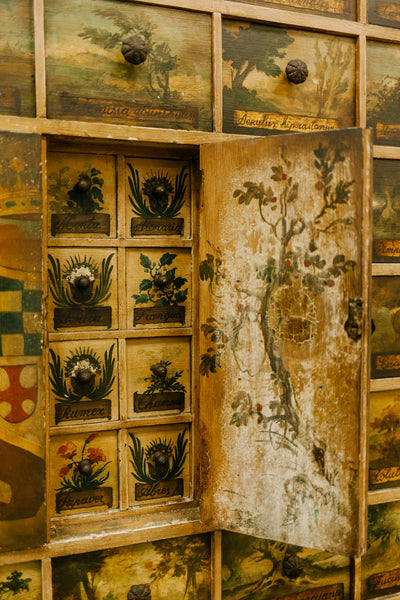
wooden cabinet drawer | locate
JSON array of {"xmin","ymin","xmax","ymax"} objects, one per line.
[
  {"xmin": 368, "ymin": 0, "xmax": 400, "ymax": 27},
  {"xmin": 223, "ymin": 20, "xmax": 356, "ymax": 135},
  {"xmin": 126, "ymin": 336, "xmax": 191, "ymax": 417},
  {"xmin": 371, "ymin": 276, "xmax": 400, "ymax": 379},
  {"xmin": 44, "ymin": 0, "xmax": 212, "ymax": 131},
  {"xmin": 225, "ymin": 0, "xmax": 354, "ymax": 19},
  {"xmin": 0, "ymin": 1, "xmax": 35, "ymax": 117},
  {"xmin": 367, "ymin": 41, "xmax": 400, "ymax": 146},
  {"xmin": 47, "ymin": 248, "xmax": 118, "ymax": 332},
  {"xmin": 127, "ymin": 424, "xmax": 190, "ymax": 506},
  {"xmin": 47, "ymin": 152, "xmax": 117, "ymax": 239},
  {"xmin": 52, "ymin": 533, "xmax": 211, "ymax": 599},
  {"xmin": 48, "ymin": 339, "xmax": 118, "ymax": 426},
  {"xmin": 50, "ymin": 430, "xmax": 119, "ymax": 515},
  {"xmin": 362, "ymin": 502, "xmax": 400, "ymax": 598},
  {"xmin": 222, "ymin": 531, "xmax": 351, "ymax": 600},
  {"xmin": 0, "ymin": 561, "xmax": 41, "ymax": 599},
  {"xmin": 126, "ymin": 248, "xmax": 192, "ymax": 329},
  {"xmin": 370, "ymin": 389, "xmax": 400, "ymax": 490}
]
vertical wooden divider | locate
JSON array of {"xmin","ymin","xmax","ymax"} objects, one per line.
[
  {"xmin": 119, "ymin": 428, "xmax": 129, "ymax": 511},
  {"xmin": 41, "ymin": 557, "xmax": 52, "ymax": 600},
  {"xmin": 356, "ymin": 35, "xmax": 367, "ymax": 128},
  {"xmin": 212, "ymin": 13, "xmax": 223, "ymax": 133},
  {"xmin": 211, "ymin": 530, "xmax": 222, "ymax": 600},
  {"xmin": 33, "ymin": 0, "xmax": 46, "ymax": 117}
]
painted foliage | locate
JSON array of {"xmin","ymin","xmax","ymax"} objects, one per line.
[
  {"xmin": 126, "ymin": 337, "xmax": 190, "ymax": 416},
  {"xmin": 222, "ymin": 21, "xmax": 355, "ymax": 135},
  {"xmin": 368, "ymin": 0, "xmax": 400, "ymax": 28},
  {"xmin": 45, "ymin": 0, "xmax": 212, "ymax": 130},
  {"xmin": 52, "ymin": 534, "xmax": 211, "ymax": 600},
  {"xmin": 0, "ymin": 133, "xmax": 45, "ymax": 551},
  {"xmin": 362, "ymin": 502, "xmax": 400, "ymax": 598},
  {"xmin": 222, "ymin": 531, "xmax": 350, "ymax": 600},
  {"xmin": 227, "ymin": 0, "xmax": 354, "ymax": 19},
  {"xmin": 0, "ymin": 0, "xmax": 35, "ymax": 117},
  {"xmin": 367, "ymin": 41, "xmax": 400, "ymax": 145},
  {"xmin": 369, "ymin": 390, "xmax": 400, "ymax": 489},
  {"xmin": 199, "ymin": 130, "xmax": 365, "ymax": 555},
  {"xmin": 372, "ymin": 159, "xmax": 400, "ymax": 262},
  {"xmin": 371, "ymin": 276, "xmax": 400, "ymax": 378},
  {"xmin": 0, "ymin": 561, "xmax": 41, "ymax": 600}
]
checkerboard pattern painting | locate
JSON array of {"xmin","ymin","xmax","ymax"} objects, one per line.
[{"xmin": 0, "ymin": 275, "xmax": 42, "ymax": 356}]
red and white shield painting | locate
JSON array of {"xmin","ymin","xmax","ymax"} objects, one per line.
[{"xmin": 0, "ymin": 365, "xmax": 37, "ymax": 423}]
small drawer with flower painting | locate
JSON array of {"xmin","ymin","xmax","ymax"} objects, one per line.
[
  {"xmin": 48, "ymin": 339, "xmax": 118, "ymax": 426},
  {"xmin": 47, "ymin": 248, "xmax": 118, "ymax": 332},
  {"xmin": 50, "ymin": 431, "xmax": 118, "ymax": 516}
]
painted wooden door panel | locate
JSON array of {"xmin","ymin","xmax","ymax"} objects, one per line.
[
  {"xmin": 222, "ymin": 21, "xmax": 356, "ymax": 136},
  {"xmin": 199, "ymin": 128, "xmax": 369, "ymax": 556},
  {"xmin": 0, "ymin": 133, "xmax": 45, "ymax": 551},
  {"xmin": 372, "ymin": 159, "xmax": 400, "ymax": 262},
  {"xmin": 44, "ymin": 0, "xmax": 212, "ymax": 131}
]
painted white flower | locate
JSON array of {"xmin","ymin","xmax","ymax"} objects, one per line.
[
  {"xmin": 68, "ymin": 359, "xmax": 99, "ymax": 378},
  {"xmin": 65, "ymin": 266, "xmax": 95, "ymax": 284}
]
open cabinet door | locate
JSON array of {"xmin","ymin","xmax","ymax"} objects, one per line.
[{"xmin": 199, "ymin": 128, "xmax": 370, "ymax": 556}]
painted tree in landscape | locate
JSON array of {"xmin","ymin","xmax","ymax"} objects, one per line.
[
  {"xmin": 201, "ymin": 140, "xmax": 357, "ymax": 484},
  {"xmin": 0, "ymin": 570, "xmax": 31, "ymax": 598},
  {"xmin": 223, "ymin": 23, "xmax": 294, "ymax": 109},
  {"xmin": 79, "ymin": 7, "xmax": 178, "ymax": 103},
  {"xmin": 52, "ymin": 551, "xmax": 106, "ymax": 600},
  {"xmin": 151, "ymin": 536, "xmax": 210, "ymax": 600}
]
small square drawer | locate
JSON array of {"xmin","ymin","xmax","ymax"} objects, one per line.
[
  {"xmin": 47, "ymin": 152, "xmax": 117, "ymax": 238},
  {"xmin": 47, "ymin": 248, "xmax": 118, "ymax": 332}
]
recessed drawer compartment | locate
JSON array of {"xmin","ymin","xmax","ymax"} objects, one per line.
[
  {"xmin": 223, "ymin": 20, "xmax": 356, "ymax": 135},
  {"xmin": 44, "ymin": 0, "xmax": 212, "ymax": 131}
]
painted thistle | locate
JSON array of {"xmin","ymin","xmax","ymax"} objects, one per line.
[
  {"xmin": 48, "ymin": 254, "xmax": 114, "ymax": 308},
  {"xmin": 49, "ymin": 345, "xmax": 115, "ymax": 403},
  {"xmin": 143, "ymin": 360, "xmax": 186, "ymax": 394},
  {"xmin": 56, "ymin": 434, "xmax": 111, "ymax": 492},
  {"xmin": 132, "ymin": 253, "xmax": 188, "ymax": 307},
  {"xmin": 48, "ymin": 165, "xmax": 105, "ymax": 214},
  {"xmin": 129, "ymin": 431, "xmax": 187, "ymax": 484},
  {"xmin": 128, "ymin": 165, "xmax": 187, "ymax": 218}
]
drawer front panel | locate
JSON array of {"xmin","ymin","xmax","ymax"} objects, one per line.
[
  {"xmin": 367, "ymin": 41, "xmax": 400, "ymax": 146},
  {"xmin": 223, "ymin": 21, "xmax": 356, "ymax": 135},
  {"xmin": 45, "ymin": 0, "xmax": 212, "ymax": 131}
]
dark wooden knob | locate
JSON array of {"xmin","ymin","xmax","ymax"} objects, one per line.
[
  {"xmin": 282, "ymin": 554, "xmax": 304, "ymax": 579},
  {"xmin": 285, "ymin": 59, "xmax": 308, "ymax": 84},
  {"xmin": 76, "ymin": 368, "xmax": 93, "ymax": 384},
  {"xmin": 153, "ymin": 451, "xmax": 168, "ymax": 466},
  {"xmin": 74, "ymin": 275, "xmax": 91, "ymax": 290},
  {"xmin": 154, "ymin": 273, "xmax": 169, "ymax": 288},
  {"xmin": 75, "ymin": 178, "xmax": 91, "ymax": 193},
  {"xmin": 121, "ymin": 36, "xmax": 148, "ymax": 65},
  {"xmin": 150, "ymin": 363, "xmax": 168, "ymax": 378},
  {"xmin": 154, "ymin": 185, "xmax": 165, "ymax": 198},
  {"xmin": 77, "ymin": 459, "xmax": 92, "ymax": 477},
  {"xmin": 127, "ymin": 585, "xmax": 151, "ymax": 600}
]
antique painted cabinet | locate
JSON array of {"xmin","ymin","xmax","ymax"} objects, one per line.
[{"xmin": 1, "ymin": 0, "xmax": 400, "ymax": 599}]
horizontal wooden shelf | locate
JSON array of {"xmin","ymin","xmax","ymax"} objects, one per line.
[
  {"xmin": 370, "ymin": 378, "xmax": 400, "ymax": 391},
  {"xmin": 50, "ymin": 413, "xmax": 194, "ymax": 436},
  {"xmin": 48, "ymin": 327, "xmax": 193, "ymax": 341},
  {"xmin": 369, "ymin": 488, "xmax": 400, "ymax": 505},
  {"xmin": 47, "ymin": 238, "xmax": 194, "ymax": 248}
]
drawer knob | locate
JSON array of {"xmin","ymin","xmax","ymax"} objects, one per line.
[
  {"xmin": 154, "ymin": 273, "xmax": 169, "ymax": 289},
  {"xmin": 74, "ymin": 275, "xmax": 91, "ymax": 291},
  {"xmin": 121, "ymin": 36, "xmax": 148, "ymax": 65},
  {"xmin": 150, "ymin": 363, "xmax": 168, "ymax": 379},
  {"xmin": 285, "ymin": 59, "xmax": 309, "ymax": 84},
  {"xmin": 77, "ymin": 459, "xmax": 93, "ymax": 477},
  {"xmin": 76, "ymin": 368, "xmax": 93, "ymax": 385},
  {"xmin": 127, "ymin": 584, "xmax": 151, "ymax": 600},
  {"xmin": 75, "ymin": 177, "xmax": 91, "ymax": 193},
  {"xmin": 282, "ymin": 554, "xmax": 304, "ymax": 579}
]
